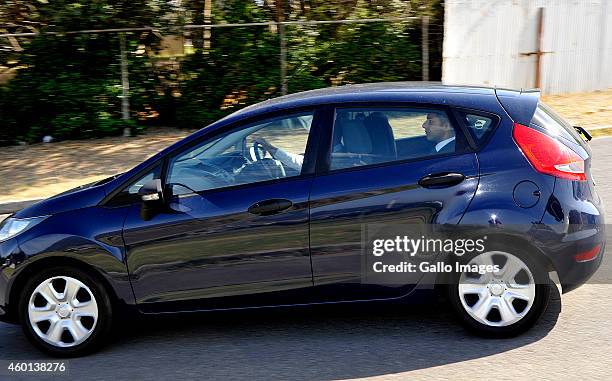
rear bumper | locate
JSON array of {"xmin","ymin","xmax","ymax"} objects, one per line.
[
  {"xmin": 539, "ymin": 176, "xmax": 606, "ymax": 293},
  {"xmin": 555, "ymin": 237, "xmax": 605, "ymax": 293}
]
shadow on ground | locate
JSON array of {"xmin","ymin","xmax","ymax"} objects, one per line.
[{"xmin": 0, "ymin": 287, "xmax": 561, "ymax": 381}]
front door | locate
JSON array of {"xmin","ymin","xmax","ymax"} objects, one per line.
[{"xmin": 121, "ymin": 110, "xmax": 320, "ymax": 312}]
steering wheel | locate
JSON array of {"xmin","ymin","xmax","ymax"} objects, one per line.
[
  {"xmin": 249, "ymin": 141, "xmax": 268, "ymax": 162},
  {"xmin": 243, "ymin": 141, "xmax": 286, "ymax": 179}
]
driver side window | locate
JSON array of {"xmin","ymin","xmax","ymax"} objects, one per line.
[{"xmin": 167, "ymin": 111, "xmax": 314, "ymax": 194}]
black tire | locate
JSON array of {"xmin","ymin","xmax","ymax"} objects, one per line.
[
  {"xmin": 18, "ymin": 266, "xmax": 114, "ymax": 357},
  {"xmin": 446, "ymin": 245, "xmax": 552, "ymax": 338}
]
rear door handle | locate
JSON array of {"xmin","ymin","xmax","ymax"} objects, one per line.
[
  {"xmin": 248, "ymin": 199, "xmax": 293, "ymax": 216},
  {"xmin": 418, "ymin": 172, "xmax": 465, "ymax": 188}
]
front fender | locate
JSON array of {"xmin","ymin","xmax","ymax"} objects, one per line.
[{"xmin": 1, "ymin": 206, "xmax": 134, "ymax": 322}]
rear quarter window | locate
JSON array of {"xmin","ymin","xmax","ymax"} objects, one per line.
[{"xmin": 455, "ymin": 110, "xmax": 499, "ymax": 147}]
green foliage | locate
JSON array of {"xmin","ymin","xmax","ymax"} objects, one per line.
[
  {"xmin": 176, "ymin": 0, "xmax": 281, "ymax": 128},
  {"xmin": 282, "ymin": 1, "xmax": 422, "ymax": 89},
  {"xmin": 3, "ymin": 34, "xmax": 123, "ymax": 141},
  {"xmin": 174, "ymin": 0, "xmax": 429, "ymax": 129},
  {"xmin": 0, "ymin": 1, "xmax": 176, "ymax": 143},
  {"xmin": 0, "ymin": 0, "xmax": 442, "ymax": 143},
  {"xmin": 0, "ymin": 86, "xmax": 15, "ymax": 145}
]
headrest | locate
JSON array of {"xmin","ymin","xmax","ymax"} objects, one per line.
[{"xmin": 337, "ymin": 119, "xmax": 372, "ymax": 154}]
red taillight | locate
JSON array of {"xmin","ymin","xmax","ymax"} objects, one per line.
[
  {"xmin": 512, "ymin": 123, "xmax": 586, "ymax": 181},
  {"xmin": 574, "ymin": 244, "xmax": 601, "ymax": 262}
]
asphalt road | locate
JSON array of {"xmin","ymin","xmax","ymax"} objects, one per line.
[{"xmin": 2, "ymin": 138, "xmax": 612, "ymax": 381}]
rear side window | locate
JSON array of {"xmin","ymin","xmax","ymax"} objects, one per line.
[
  {"xmin": 531, "ymin": 103, "xmax": 585, "ymax": 146},
  {"xmin": 330, "ymin": 107, "xmax": 470, "ymax": 171}
]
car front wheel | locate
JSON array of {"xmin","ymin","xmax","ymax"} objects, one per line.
[{"xmin": 19, "ymin": 266, "xmax": 114, "ymax": 357}]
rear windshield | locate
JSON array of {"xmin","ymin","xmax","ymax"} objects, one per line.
[{"xmin": 531, "ymin": 103, "xmax": 586, "ymax": 146}]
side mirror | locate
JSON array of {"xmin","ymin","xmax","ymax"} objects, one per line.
[
  {"xmin": 138, "ymin": 179, "xmax": 165, "ymax": 204},
  {"xmin": 138, "ymin": 179, "xmax": 165, "ymax": 220}
]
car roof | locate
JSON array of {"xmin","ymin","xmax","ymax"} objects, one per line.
[{"xmin": 225, "ymin": 82, "xmax": 517, "ymax": 120}]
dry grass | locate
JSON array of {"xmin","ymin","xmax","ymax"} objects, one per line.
[{"xmin": 542, "ymin": 89, "xmax": 612, "ymax": 128}]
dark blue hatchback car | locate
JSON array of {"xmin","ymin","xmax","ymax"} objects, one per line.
[{"xmin": 0, "ymin": 83, "xmax": 605, "ymax": 356}]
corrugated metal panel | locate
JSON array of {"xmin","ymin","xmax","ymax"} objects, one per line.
[{"xmin": 443, "ymin": 0, "xmax": 612, "ymax": 94}]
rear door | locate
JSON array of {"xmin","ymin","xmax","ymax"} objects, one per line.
[{"xmin": 309, "ymin": 105, "xmax": 480, "ymax": 301}]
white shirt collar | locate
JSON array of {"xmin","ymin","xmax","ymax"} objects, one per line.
[{"xmin": 435, "ymin": 136, "xmax": 455, "ymax": 152}]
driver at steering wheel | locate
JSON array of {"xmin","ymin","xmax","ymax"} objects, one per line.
[
  {"xmin": 253, "ymin": 137, "xmax": 345, "ymax": 172},
  {"xmin": 252, "ymin": 138, "xmax": 303, "ymax": 172}
]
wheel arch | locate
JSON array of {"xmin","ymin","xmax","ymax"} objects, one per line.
[
  {"xmin": 434, "ymin": 231, "xmax": 557, "ymax": 290},
  {"xmin": 475, "ymin": 232, "xmax": 556, "ymax": 272},
  {"xmin": 8, "ymin": 256, "xmax": 126, "ymax": 323}
]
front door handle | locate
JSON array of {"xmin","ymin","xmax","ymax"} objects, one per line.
[
  {"xmin": 418, "ymin": 172, "xmax": 465, "ymax": 188},
  {"xmin": 248, "ymin": 199, "xmax": 293, "ymax": 216}
]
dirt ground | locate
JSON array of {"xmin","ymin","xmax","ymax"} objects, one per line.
[
  {"xmin": 541, "ymin": 89, "xmax": 612, "ymax": 128},
  {"xmin": 0, "ymin": 128, "xmax": 192, "ymax": 203},
  {"xmin": 1, "ymin": 89, "xmax": 611, "ymax": 204}
]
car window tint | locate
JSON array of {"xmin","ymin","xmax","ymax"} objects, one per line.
[
  {"xmin": 461, "ymin": 113, "xmax": 494, "ymax": 141},
  {"xmin": 330, "ymin": 108, "xmax": 463, "ymax": 171},
  {"xmin": 127, "ymin": 171, "xmax": 159, "ymax": 195},
  {"xmin": 167, "ymin": 112, "xmax": 313, "ymax": 194},
  {"xmin": 245, "ymin": 114, "xmax": 312, "ymax": 158}
]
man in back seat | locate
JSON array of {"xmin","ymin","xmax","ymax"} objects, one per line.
[{"xmin": 422, "ymin": 112, "xmax": 455, "ymax": 154}]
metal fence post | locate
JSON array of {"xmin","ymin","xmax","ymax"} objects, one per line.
[
  {"xmin": 280, "ymin": 26, "xmax": 287, "ymax": 95},
  {"xmin": 204, "ymin": 0, "xmax": 212, "ymax": 52},
  {"xmin": 119, "ymin": 32, "xmax": 131, "ymax": 136},
  {"xmin": 277, "ymin": 0, "xmax": 288, "ymax": 95},
  {"xmin": 422, "ymin": 15, "xmax": 430, "ymax": 82},
  {"xmin": 535, "ymin": 7, "xmax": 544, "ymax": 91}
]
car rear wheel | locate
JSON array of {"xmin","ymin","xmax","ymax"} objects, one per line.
[
  {"xmin": 19, "ymin": 267, "xmax": 113, "ymax": 357},
  {"xmin": 447, "ymin": 250, "xmax": 552, "ymax": 337}
]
